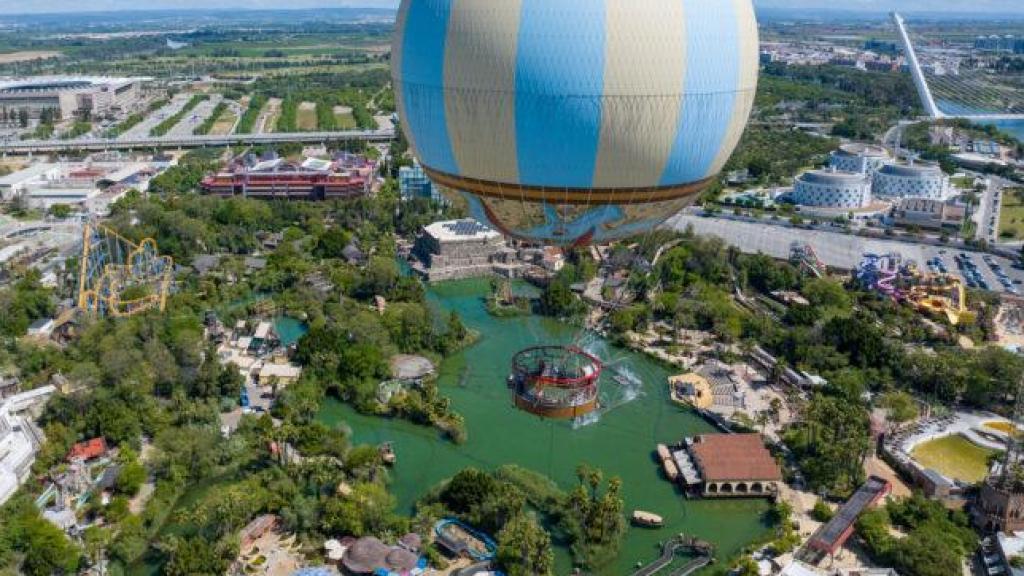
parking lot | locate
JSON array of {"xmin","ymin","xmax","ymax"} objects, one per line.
[
  {"xmin": 117, "ymin": 94, "xmax": 192, "ymax": 140},
  {"xmin": 164, "ymin": 94, "xmax": 223, "ymax": 138},
  {"xmin": 941, "ymin": 251, "xmax": 1022, "ymax": 295},
  {"xmin": 668, "ymin": 213, "xmax": 1024, "ymax": 295}
]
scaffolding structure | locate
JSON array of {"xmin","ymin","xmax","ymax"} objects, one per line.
[{"xmin": 76, "ymin": 222, "xmax": 173, "ymax": 317}]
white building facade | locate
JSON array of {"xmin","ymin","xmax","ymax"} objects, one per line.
[
  {"xmin": 0, "ymin": 77, "xmax": 146, "ymax": 121},
  {"xmin": 873, "ymin": 164, "xmax": 949, "ymax": 200},
  {"xmin": 829, "ymin": 143, "xmax": 890, "ymax": 174},
  {"xmin": 792, "ymin": 169, "xmax": 873, "ymax": 209},
  {"xmin": 0, "ymin": 386, "xmax": 55, "ymax": 506}
]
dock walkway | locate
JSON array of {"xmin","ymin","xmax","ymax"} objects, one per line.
[{"xmin": 630, "ymin": 536, "xmax": 713, "ymax": 576}]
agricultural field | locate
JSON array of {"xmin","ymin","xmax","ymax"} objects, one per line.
[
  {"xmin": 297, "ymin": 102, "xmax": 318, "ymax": 131},
  {"xmin": 0, "ymin": 50, "xmax": 61, "ymax": 64},
  {"xmin": 0, "ymin": 15, "xmax": 393, "ymax": 142},
  {"xmin": 260, "ymin": 98, "xmax": 283, "ymax": 134},
  {"xmin": 209, "ymin": 108, "xmax": 238, "ymax": 135},
  {"xmin": 333, "ymin": 105, "xmax": 357, "ymax": 130}
]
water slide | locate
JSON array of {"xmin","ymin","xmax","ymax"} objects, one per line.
[{"xmin": 876, "ymin": 269, "xmax": 899, "ymax": 298}]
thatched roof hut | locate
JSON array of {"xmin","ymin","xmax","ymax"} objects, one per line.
[{"xmin": 341, "ymin": 537, "xmax": 389, "ymax": 574}]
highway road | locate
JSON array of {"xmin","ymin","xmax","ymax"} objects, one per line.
[{"xmin": 0, "ymin": 128, "xmax": 395, "ymax": 153}]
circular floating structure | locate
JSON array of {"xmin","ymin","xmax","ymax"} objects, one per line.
[{"xmin": 508, "ymin": 346, "xmax": 602, "ymax": 419}]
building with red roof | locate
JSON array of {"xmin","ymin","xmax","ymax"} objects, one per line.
[
  {"xmin": 683, "ymin": 433, "xmax": 782, "ymax": 498},
  {"xmin": 66, "ymin": 438, "xmax": 108, "ymax": 462}
]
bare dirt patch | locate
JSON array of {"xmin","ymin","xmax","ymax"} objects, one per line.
[{"xmin": 0, "ymin": 51, "xmax": 61, "ymax": 64}]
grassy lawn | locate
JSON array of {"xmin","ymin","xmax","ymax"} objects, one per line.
[
  {"xmin": 297, "ymin": 102, "xmax": 317, "ymax": 131},
  {"xmin": 334, "ymin": 105, "xmax": 357, "ymax": 130},
  {"xmin": 210, "ymin": 108, "xmax": 238, "ymax": 135},
  {"xmin": 911, "ymin": 434, "xmax": 997, "ymax": 483},
  {"xmin": 262, "ymin": 98, "xmax": 282, "ymax": 133},
  {"xmin": 983, "ymin": 421, "xmax": 1023, "ymax": 437},
  {"xmin": 951, "ymin": 176, "xmax": 975, "ymax": 190},
  {"xmin": 999, "ymin": 188, "xmax": 1024, "ymax": 241}
]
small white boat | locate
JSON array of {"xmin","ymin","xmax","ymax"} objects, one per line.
[
  {"xmin": 632, "ymin": 510, "xmax": 664, "ymax": 528},
  {"xmin": 379, "ymin": 442, "xmax": 396, "ymax": 465}
]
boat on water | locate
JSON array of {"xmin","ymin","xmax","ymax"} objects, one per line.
[
  {"xmin": 631, "ymin": 510, "xmax": 664, "ymax": 528},
  {"xmin": 433, "ymin": 518, "xmax": 498, "ymax": 561},
  {"xmin": 379, "ymin": 442, "xmax": 396, "ymax": 465},
  {"xmin": 656, "ymin": 443, "xmax": 672, "ymax": 462},
  {"xmin": 655, "ymin": 443, "xmax": 680, "ymax": 481}
]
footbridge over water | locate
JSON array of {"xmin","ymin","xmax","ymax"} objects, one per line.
[
  {"xmin": 630, "ymin": 535, "xmax": 714, "ymax": 576},
  {"xmin": 892, "ymin": 11, "xmax": 1024, "ymax": 121},
  {"xmin": 893, "ymin": 12, "xmax": 1024, "ymax": 122}
]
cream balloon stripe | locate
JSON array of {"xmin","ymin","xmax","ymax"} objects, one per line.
[
  {"xmin": 709, "ymin": 0, "xmax": 760, "ymax": 177},
  {"xmin": 593, "ymin": 0, "xmax": 686, "ymax": 189},
  {"xmin": 392, "ymin": 0, "xmax": 759, "ymax": 195},
  {"xmin": 661, "ymin": 0, "xmax": 742, "ymax": 186},
  {"xmin": 443, "ymin": 0, "xmax": 523, "ymax": 186}
]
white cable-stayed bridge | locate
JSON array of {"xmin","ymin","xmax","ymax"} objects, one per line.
[{"xmin": 893, "ymin": 12, "xmax": 1024, "ymax": 122}]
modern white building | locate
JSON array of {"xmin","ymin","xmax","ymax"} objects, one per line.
[
  {"xmin": 0, "ymin": 386, "xmax": 55, "ymax": 506},
  {"xmin": 873, "ymin": 163, "xmax": 949, "ymax": 200},
  {"xmin": 792, "ymin": 169, "xmax": 873, "ymax": 209},
  {"xmin": 0, "ymin": 76, "xmax": 148, "ymax": 121},
  {"xmin": 829, "ymin": 143, "xmax": 891, "ymax": 174}
]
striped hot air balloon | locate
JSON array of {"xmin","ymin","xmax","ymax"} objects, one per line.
[{"xmin": 393, "ymin": 0, "xmax": 759, "ymax": 245}]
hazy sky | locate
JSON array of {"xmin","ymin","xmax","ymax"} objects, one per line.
[{"xmin": 2, "ymin": 0, "xmax": 1024, "ymax": 16}]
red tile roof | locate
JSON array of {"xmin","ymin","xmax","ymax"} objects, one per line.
[
  {"xmin": 689, "ymin": 434, "xmax": 782, "ymax": 483},
  {"xmin": 67, "ymin": 438, "xmax": 108, "ymax": 462}
]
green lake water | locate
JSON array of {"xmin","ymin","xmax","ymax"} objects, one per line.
[
  {"xmin": 274, "ymin": 315, "xmax": 309, "ymax": 347},
  {"xmin": 317, "ymin": 279, "xmax": 771, "ymax": 575}
]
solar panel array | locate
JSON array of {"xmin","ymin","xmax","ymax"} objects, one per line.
[{"xmin": 441, "ymin": 219, "xmax": 491, "ymax": 237}]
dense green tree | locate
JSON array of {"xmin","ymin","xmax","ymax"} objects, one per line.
[
  {"xmin": 116, "ymin": 460, "xmax": 147, "ymax": 497},
  {"xmin": 497, "ymin": 513, "xmax": 554, "ymax": 576},
  {"xmin": 0, "ymin": 270, "xmax": 55, "ymax": 338},
  {"xmin": 7, "ymin": 504, "xmax": 81, "ymax": 576},
  {"xmin": 856, "ymin": 494, "xmax": 977, "ymax": 576},
  {"xmin": 783, "ymin": 394, "xmax": 870, "ymax": 495},
  {"xmin": 163, "ymin": 536, "xmax": 237, "ymax": 576},
  {"xmin": 562, "ymin": 465, "xmax": 626, "ymax": 569},
  {"xmin": 314, "ymin": 227, "xmax": 353, "ymax": 260},
  {"xmin": 320, "ymin": 482, "xmax": 399, "ymax": 536}
]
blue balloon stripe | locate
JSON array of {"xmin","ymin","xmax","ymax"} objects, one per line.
[
  {"xmin": 515, "ymin": 0, "xmax": 606, "ymax": 188},
  {"xmin": 660, "ymin": 0, "xmax": 740, "ymax": 185},
  {"xmin": 401, "ymin": 0, "xmax": 459, "ymax": 175}
]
